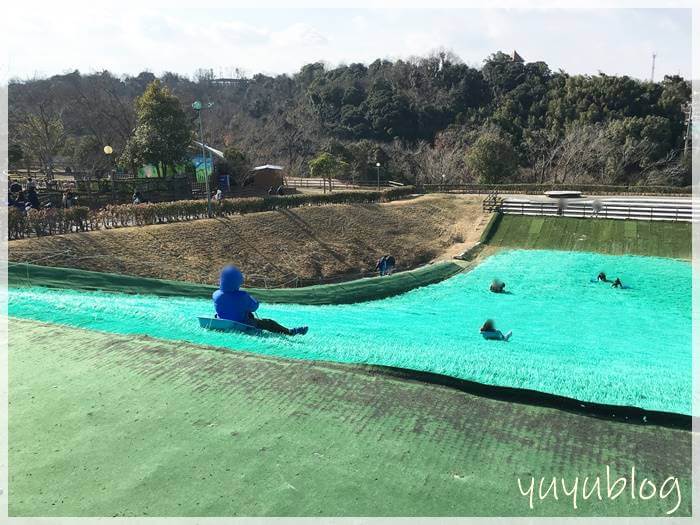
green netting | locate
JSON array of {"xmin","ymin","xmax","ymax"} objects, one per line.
[
  {"xmin": 8, "ymin": 260, "xmax": 465, "ymax": 305},
  {"xmin": 486, "ymin": 214, "xmax": 691, "ymax": 259}
]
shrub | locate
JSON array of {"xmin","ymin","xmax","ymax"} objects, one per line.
[
  {"xmin": 8, "ymin": 208, "xmax": 28, "ymax": 239},
  {"xmin": 8, "ymin": 187, "xmax": 416, "ymax": 238},
  {"xmin": 22, "ymin": 206, "xmax": 90, "ymax": 236}
]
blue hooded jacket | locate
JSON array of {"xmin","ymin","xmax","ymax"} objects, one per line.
[{"xmin": 212, "ymin": 266, "xmax": 259, "ymax": 324}]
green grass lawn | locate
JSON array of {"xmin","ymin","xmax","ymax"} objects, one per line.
[
  {"xmin": 10, "ymin": 319, "xmax": 690, "ymax": 517},
  {"xmin": 486, "ymin": 215, "xmax": 691, "ymax": 259}
]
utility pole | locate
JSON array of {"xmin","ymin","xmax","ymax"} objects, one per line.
[
  {"xmin": 682, "ymin": 102, "xmax": 692, "ymax": 159},
  {"xmin": 650, "ymin": 53, "xmax": 656, "ymax": 82}
]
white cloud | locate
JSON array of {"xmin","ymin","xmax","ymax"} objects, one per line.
[
  {"xmin": 5, "ymin": 7, "xmax": 691, "ymax": 81},
  {"xmin": 207, "ymin": 20, "xmax": 271, "ymax": 46},
  {"xmin": 480, "ymin": 9, "xmax": 515, "ymax": 40},
  {"xmin": 272, "ymin": 23, "xmax": 329, "ymax": 47},
  {"xmin": 350, "ymin": 15, "xmax": 370, "ymax": 32},
  {"xmin": 402, "ymin": 32, "xmax": 442, "ymax": 56}
]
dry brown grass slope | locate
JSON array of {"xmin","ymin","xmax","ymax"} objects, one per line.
[{"xmin": 9, "ymin": 194, "xmax": 489, "ymax": 287}]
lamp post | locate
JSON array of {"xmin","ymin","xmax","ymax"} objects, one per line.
[
  {"xmin": 682, "ymin": 102, "xmax": 692, "ymax": 159},
  {"xmin": 104, "ymin": 145, "xmax": 115, "ymax": 204},
  {"xmin": 193, "ymin": 100, "xmax": 214, "ymax": 218},
  {"xmin": 376, "ymin": 162, "xmax": 381, "ymax": 190}
]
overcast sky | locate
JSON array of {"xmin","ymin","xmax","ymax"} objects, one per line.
[{"xmin": 6, "ymin": 7, "xmax": 692, "ymax": 80}]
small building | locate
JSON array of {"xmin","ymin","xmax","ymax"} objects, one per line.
[{"xmin": 251, "ymin": 165, "xmax": 284, "ymax": 189}]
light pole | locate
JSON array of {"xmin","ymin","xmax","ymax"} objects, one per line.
[
  {"xmin": 376, "ymin": 162, "xmax": 381, "ymax": 190},
  {"xmin": 104, "ymin": 145, "xmax": 116, "ymax": 204},
  {"xmin": 682, "ymin": 102, "xmax": 692, "ymax": 159},
  {"xmin": 193, "ymin": 100, "xmax": 214, "ymax": 217}
]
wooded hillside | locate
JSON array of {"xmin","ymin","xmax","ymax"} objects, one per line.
[{"xmin": 9, "ymin": 50, "xmax": 691, "ymax": 187}]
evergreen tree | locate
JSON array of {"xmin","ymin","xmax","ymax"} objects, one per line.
[{"xmin": 120, "ymin": 80, "xmax": 193, "ymax": 176}]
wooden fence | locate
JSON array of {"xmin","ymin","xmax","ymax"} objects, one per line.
[
  {"xmin": 284, "ymin": 177, "xmax": 401, "ymax": 190},
  {"xmin": 420, "ymin": 183, "xmax": 692, "ymax": 196}
]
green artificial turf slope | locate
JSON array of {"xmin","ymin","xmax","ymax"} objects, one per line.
[
  {"xmin": 9, "ymin": 319, "xmax": 690, "ymax": 517},
  {"xmin": 486, "ymin": 215, "xmax": 691, "ymax": 259}
]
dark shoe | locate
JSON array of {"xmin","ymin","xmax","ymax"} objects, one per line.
[{"xmin": 291, "ymin": 326, "xmax": 309, "ymax": 336}]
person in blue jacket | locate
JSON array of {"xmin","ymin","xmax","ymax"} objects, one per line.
[
  {"xmin": 375, "ymin": 255, "xmax": 387, "ymax": 276},
  {"xmin": 213, "ymin": 265, "xmax": 308, "ymax": 336}
]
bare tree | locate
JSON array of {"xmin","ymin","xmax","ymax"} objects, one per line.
[
  {"xmin": 65, "ymin": 73, "xmax": 136, "ymax": 149},
  {"xmin": 415, "ymin": 140, "xmax": 471, "ymax": 185},
  {"xmin": 543, "ymin": 123, "xmax": 679, "ymax": 186},
  {"xmin": 16, "ymin": 105, "xmax": 66, "ymax": 181},
  {"xmin": 274, "ymin": 107, "xmax": 318, "ymax": 176}
]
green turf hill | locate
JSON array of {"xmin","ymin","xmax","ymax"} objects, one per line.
[{"xmin": 484, "ymin": 215, "xmax": 691, "ymax": 259}]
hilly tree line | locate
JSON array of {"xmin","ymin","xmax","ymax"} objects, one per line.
[{"xmin": 8, "ymin": 50, "xmax": 692, "ymax": 188}]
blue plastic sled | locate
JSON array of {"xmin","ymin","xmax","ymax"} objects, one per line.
[
  {"xmin": 198, "ymin": 316, "xmax": 262, "ymax": 335},
  {"xmin": 481, "ymin": 330, "xmax": 512, "ymax": 341}
]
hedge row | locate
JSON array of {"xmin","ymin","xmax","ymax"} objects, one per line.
[
  {"xmin": 8, "ymin": 186, "xmax": 416, "ymax": 239},
  {"xmin": 9, "ymin": 207, "xmax": 91, "ymax": 239},
  {"xmin": 419, "ymin": 183, "xmax": 692, "ymax": 195}
]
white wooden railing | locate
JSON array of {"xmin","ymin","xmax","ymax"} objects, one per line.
[{"xmin": 497, "ymin": 197, "xmax": 696, "ymax": 222}]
